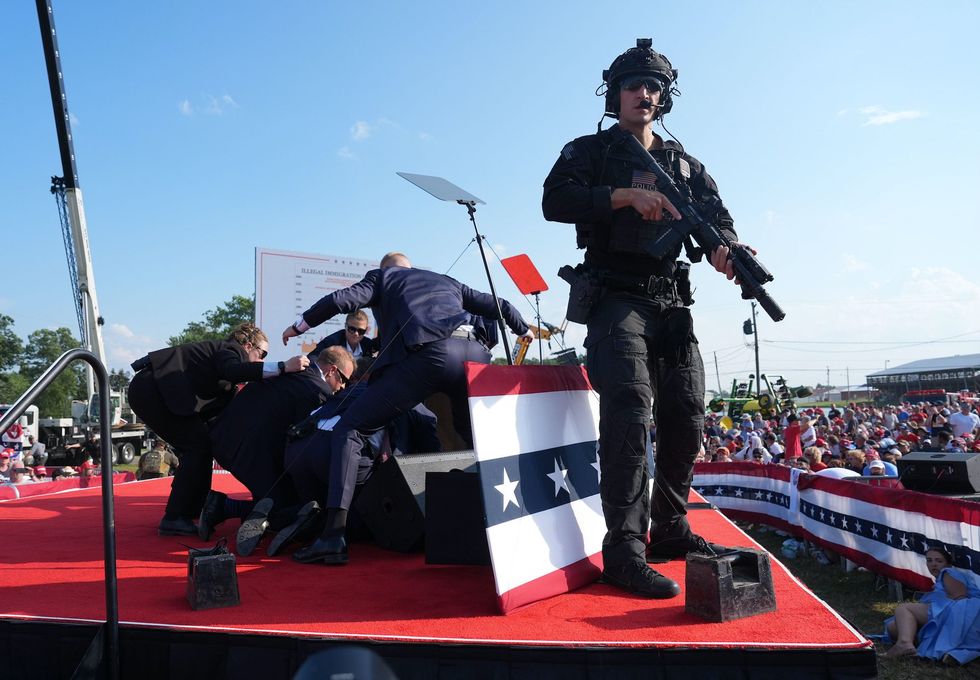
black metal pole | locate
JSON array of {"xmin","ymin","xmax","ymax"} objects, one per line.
[
  {"xmin": 36, "ymin": 0, "xmax": 79, "ymax": 190},
  {"xmin": 461, "ymin": 201, "xmax": 513, "ymax": 365},
  {"xmin": 752, "ymin": 302, "xmax": 760, "ymax": 398},
  {"xmin": 0, "ymin": 349, "xmax": 119, "ymax": 680},
  {"xmin": 534, "ymin": 293, "xmax": 543, "ymax": 364}
]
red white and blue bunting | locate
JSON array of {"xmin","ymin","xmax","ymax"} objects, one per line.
[{"xmin": 693, "ymin": 462, "xmax": 980, "ymax": 591}]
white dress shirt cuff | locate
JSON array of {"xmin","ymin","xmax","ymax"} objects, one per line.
[{"xmin": 293, "ymin": 317, "xmax": 311, "ymax": 334}]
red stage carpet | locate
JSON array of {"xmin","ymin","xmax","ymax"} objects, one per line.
[
  {"xmin": 0, "ymin": 475, "xmax": 874, "ymax": 677},
  {"xmin": 0, "ymin": 475, "xmax": 875, "ymax": 680}
]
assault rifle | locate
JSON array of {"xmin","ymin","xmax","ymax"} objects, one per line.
[{"xmin": 619, "ymin": 130, "xmax": 786, "ymax": 322}]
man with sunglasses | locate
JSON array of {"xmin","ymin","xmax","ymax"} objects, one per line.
[
  {"xmin": 543, "ymin": 39, "xmax": 753, "ymax": 599},
  {"xmin": 198, "ymin": 345, "xmax": 355, "ymax": 555},
  {"xmin": 308, "ymin": 310, "xmax": 377, "ymax": 360}
]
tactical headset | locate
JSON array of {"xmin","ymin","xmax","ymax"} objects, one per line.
[{"xmin": 599, "ymin": 38, "xmax": 679, "ymax": 119}]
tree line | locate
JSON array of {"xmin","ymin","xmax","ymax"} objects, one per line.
[{"xmin": 0, "ymin": 295, "xmax": 253, "ymax": 417}]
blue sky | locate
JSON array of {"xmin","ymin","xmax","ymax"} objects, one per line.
[{"xmin": 3, "ymin": 1, "xmax": 979, "ymax": 390}]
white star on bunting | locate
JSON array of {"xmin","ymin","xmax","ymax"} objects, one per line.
[
  {"xmin": 547, "ymin": 460, "xmax": 570, "ymax": 497},
  {"xmin": 495, "ymin": 469, "xmax": 520, "ymax": 511}
]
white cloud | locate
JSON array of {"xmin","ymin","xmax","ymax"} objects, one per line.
[
  {"xmin": 206, "ymin": 96, "xmax": 221, "ymax": 115},
  {"xmin": 859, "ymin": 105, "xmax": 925, "ymax": 126},
  {"xmin": 174, "ymin": 94, "xmax": 240, "ymax": 116},
  {"xmin": 901, "ymin": 267, "xmax": 980, "ymax": 302},
  {"xmin": 337, "ymin": 146, "xmax": 357, "ymax": 160},
  {"xmin": 836, "ymin": 108, "xmax": 848, "ymax": 117},
  {"xmin": 69, "ymin": 112, "xmax": 81, "ymax": 126},
  {"xmin": 841, "ymin": 253, "xmax": 870, "ymax": 272},
  {"xmin": 109, "ymin": 323, "xmax": 135, "ymax": 339},
  {"xmin": 103, "ymin": 324, "xmax": 160, "ymax": 371},
  {"xmin": 765, "ymin": 209, "xmax": 776, "ymax": 226},
  {"xmin": 347, "ymin": 118, "xmax": 431, "ymax": 144},
  {"xmin": 351, "ymin": 121, "xmax": 372, "ymax": 141}
]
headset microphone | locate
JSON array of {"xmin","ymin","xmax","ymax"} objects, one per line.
[{"xmin": 638, "ymin": 100, "xmax": 653, "ymax": 109}]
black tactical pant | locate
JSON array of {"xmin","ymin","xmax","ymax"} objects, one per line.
[{"xmin": 585, "ymin": 291, "xmax": 705, "ymax": 569}]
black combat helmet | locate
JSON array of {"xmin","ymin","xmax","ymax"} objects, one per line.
[{"xmin": 600, "ymin": 38, "xmax": 679, "ymax": 118}]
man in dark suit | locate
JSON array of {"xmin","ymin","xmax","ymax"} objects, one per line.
[
  {"xmin": 128, "ymin": 323, "xmax": 309, "ymax": 535},
  {"xmin": 279, "ymin": 374, "xmax": 441, "ymax": 525},
  {"xmin": 198, "ymin": 345, "xmax": 355, "ymax": 554},
  {"xmin": 308, "ymin": 310, "xmax": 377, "ymax": 360},
  {"xmin": 280, "ymin": 252, "xmax": 532, "ymax": 564}
]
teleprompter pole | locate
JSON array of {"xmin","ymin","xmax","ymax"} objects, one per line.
[{"xmin": 461, "ymin": 201, "xmax": 513, "ymax": 365}]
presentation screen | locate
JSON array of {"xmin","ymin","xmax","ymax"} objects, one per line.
[{"xmin": 255, "ymin": 247, "xmax": 378, "ymax": 362}]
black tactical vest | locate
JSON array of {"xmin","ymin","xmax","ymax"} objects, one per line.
[{"xmin": 576, "ymin": 132, "xmax": 690, "ymax": 261}]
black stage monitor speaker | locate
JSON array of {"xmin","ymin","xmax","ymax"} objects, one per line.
[
  {"xmin": 395, "ymin": 450, "xmax": 477, "ymax": 511},
  {"xmin": 896, "ymin": 451, "xmax": 980, "ymax": 494},
  {"xmin": 425, "ymin": 470, "xmax": 490, "ymax": 565},
  {"xmin": 353, "ymin": 451, "xmax": 477, "ymax": 553}
]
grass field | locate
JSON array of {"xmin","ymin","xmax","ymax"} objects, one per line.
[{"xmin": 741, "ymin": 524, "xmax": 979, "ymax": 680}]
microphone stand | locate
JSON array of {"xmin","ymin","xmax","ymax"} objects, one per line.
[
  {"xmin": 459, "ymin": 200, "xmax": 513, "ymax": 365},
  {"xmin": 533, "ymin": 291, "xmax": 543, "ymax": 363}
]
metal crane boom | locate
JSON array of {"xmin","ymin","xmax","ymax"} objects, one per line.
[{"xmin": 36, "ymin": 0, "xmax": 106, "ymax": 401}]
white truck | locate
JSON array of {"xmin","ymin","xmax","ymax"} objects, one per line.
[{"xmin": 3, "ymin": 396, "xmax": 148, "ymax": 465}]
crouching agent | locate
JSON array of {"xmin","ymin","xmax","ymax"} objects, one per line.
[
  {"xmin": 197, "ymin": 346, "xmax": 355, "ymax": 557},
  {"xmin": 128, "ymin": 322, "xmax": 309, "ymax": 536}
]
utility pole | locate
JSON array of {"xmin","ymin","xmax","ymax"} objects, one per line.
[
  {"xmin": 751, "ymin": 302, "xmax": 760, "ymax": 397},
  {"xmin": 714, "ymin": 351, "xmax": 722, "ymax": 394},
  {"xmin": 827, "ymin": 366, "xmax": 830, "ymax": 386}
]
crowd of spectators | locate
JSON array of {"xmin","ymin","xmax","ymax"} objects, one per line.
[
  {"xmin": 1, "ymin": 444, "xmax": 93, "ymax": 486},
  {"xmin": 697, "ymin": 399, "xmax": 980, "ymax": 665},
  {"xmin": 698, "ymin": 399, "xmax": 980, "ymax": 477}
]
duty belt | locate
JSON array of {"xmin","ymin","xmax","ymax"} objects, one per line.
[
  {"xmin": 603, "ymin": 272, "xmax": 675, "ymax": 297},
  {"xmin": 451, "ymin": 328, "xmax": 481, "ymax": 342}
]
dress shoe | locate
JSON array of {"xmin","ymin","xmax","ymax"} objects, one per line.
[
  {"xmin": 268, "ymin": 501, "xmax": 322, "ymax": 557},
  {"xmin": 601, "ymin": 560, "xmax": 680, "ymax": 599},
  {"xmin": 198, "ymin": 490, "xmax": 228, "ymax": 541},
  {"xmin": 646, "ymin": 531, "xmax": 733, "ymax": 562},
  {"xmin": 236, "ymin": 497, "xmax": 273, "ymax": 557},
  {"xmin": 158, "ymin": 516, "xmax": 197, "ymax": 536},
  {"xmin": 292, "ymin": 535, "xmax": 348, "ymax": 565}
]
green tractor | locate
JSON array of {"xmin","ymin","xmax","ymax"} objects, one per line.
[{"xmin": 708, "ymin": 374, "xmax": 813, "ymax": 426}]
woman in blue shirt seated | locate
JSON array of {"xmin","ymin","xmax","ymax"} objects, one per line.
[{"xmin": 883, "ymin": 546, "xmax": 980, "ymax": 665}]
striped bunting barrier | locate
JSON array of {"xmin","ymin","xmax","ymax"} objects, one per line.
[{"xmin": 694, "ymin": 462, "xmax": 980, "ymax": 591}]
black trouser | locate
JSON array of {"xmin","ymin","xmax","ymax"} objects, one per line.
[
  {"xmin": 284, "ymin": 429, "xmax": 375, "ymax": 510},
  {"xmin": 127, "ymin": 369, "xmax": 213, "ymax": 520},
  {"xmin": 584, "ymin": 290, "xmax": 706, "ymax": 569},
  {"xmin": 212, "ymin": 439, "xmax": 300, "ymax": 515},
  {"xmin": 326, "ymin": 336, "xmax": 490, "ymax": 511}
]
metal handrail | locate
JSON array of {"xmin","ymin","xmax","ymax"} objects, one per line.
[{"xmin": 0, "ymin": 348, "xmax": 118, "ymax": 680}]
